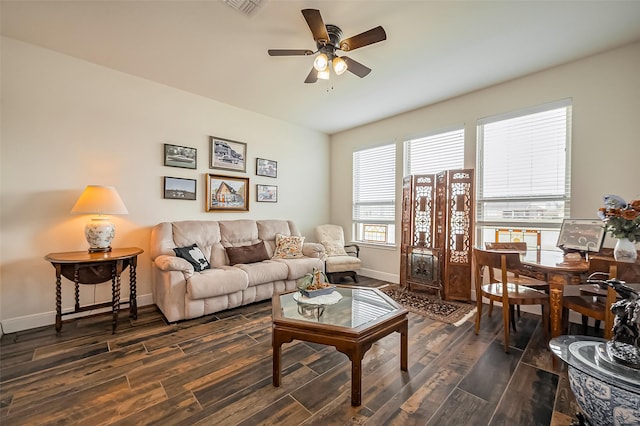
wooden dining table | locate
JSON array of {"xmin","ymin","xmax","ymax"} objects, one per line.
[{"xmin": 516, "ymin": 250, "xmax": 589, "ymax": 338}]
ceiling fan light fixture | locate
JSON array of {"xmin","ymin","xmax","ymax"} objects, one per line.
[
  {"xmin": 317, "ymin": 69, "xmax": 330, "ymax": 80},
  {"xmin": 313, "ymin": 53, "xmax": 328, "ymax": 71},
  {"xmin": 333, "ymin": 57, "xmax": 348, "ymax": 75}
]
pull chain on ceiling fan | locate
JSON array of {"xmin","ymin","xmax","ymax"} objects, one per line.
[{"xmin": 268, "ymin": 9, "xmax": 387, "ymax": 83}]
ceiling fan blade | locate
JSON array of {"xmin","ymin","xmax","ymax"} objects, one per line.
[
  {"xmin": 268, "ymin": 49, "xmax": 314, "ymax": 56},
  {"xmin": 301, "ymin": 9, "xmax": 329, "ymax": 43},
  {"xmin": 339, "ymin": 26, "xmax": 387, "ymax": 51},
  {"xmin": 304, "ymin": 67, "xmax": 318, "ymax": 84},
  {"xmin": 342, "ymin": 57, "xmax": 371, "ymax": 78}
]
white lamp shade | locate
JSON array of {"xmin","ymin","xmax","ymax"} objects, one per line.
[{"xmin": 71, "ymin": 185, "xmax": 128, "ymax": 215}]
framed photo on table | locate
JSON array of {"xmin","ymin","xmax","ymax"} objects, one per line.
[
  {"xmin": 557, "ymin": 219, "xmax": 606, "ymax": 253},
  {"xmin": 256, "ymin": 184, "xmax": 277, "ymax": 203},
  {"xmin": 256, "ymin": 158, "xmax": 277, "ymax": 178},
  {"xmin": 206, "ymin": 174, "xmax": 249, "ymax": 212},
  {"xmin": 210, "ymin": 136, "xmax": 247, "ymax": 172},
  {"xmin": 164, "ymin": 176, "xmax": 197, "ymax": 200}
]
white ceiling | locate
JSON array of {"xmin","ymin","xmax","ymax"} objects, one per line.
[{"xmin": 2, "ymin": 1, "xmax": 640, "ymax": 135}]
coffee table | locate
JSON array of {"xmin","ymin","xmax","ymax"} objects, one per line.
[{"xmin": 272, "ymin": 285, "xmax": 408, "ymax": 406}]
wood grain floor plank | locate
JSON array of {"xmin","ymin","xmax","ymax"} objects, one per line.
[
  {"xmin": 182, "ymin": 362, "xmax": 319, "ymax": 426},
  {"xmin": 116, "ymin": 390, "xmax": 202, "ymax": 425},
  {"xmin": 457, "ymin": 340, "xmax": 523, "ymax": 404},
  {"xmin": 235, "ymin": 394, "xmax": 311, "ymax": 426},
  {"xmin": 427, "ymin": 388, "xmax": 494, "ymax": 426},
  {"xmin": 0, "ymin": 341, "xmax": 109, "ymax": 382},
  {"xmin": 489, "ymin": 363, "xmax": 558, "ymax": 426}
]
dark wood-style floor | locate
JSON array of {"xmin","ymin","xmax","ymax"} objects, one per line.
[{"xmin": 1, "ymin": 277, "xmax": 585, "ymax": 425}]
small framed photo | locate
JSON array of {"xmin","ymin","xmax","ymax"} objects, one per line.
[
  {"xmin": 256, "ymin": 158, "xmax": 277, "ymax": 178},
  {"xmin": 210, "ymin": 136, "xmax": 247, "ymax": 172},
  {"xmin": 257, "ymin": 184, "xmax": 277, "ymax": 203},
  {"xmin": 206, "ymin": 174, "xmax": 249, "ymax": 212},
  {"xmin": 164, "ymin": 144, "xmax": 197, "ymax": 169},
  {"xmin": 164, "ymin": 177, "xmax": 197, "ymax": 200}
]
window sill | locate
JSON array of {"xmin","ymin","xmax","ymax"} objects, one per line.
[{"xmin": 352, "ymin": 242, "xmax": 398, "ymax": 251}]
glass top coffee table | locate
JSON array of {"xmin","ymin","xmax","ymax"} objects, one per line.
[{"xmin": 272, "ymin": 285, "xmax": 408, "ymax": 406}]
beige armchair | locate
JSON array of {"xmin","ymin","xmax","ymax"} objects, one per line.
[{"xmin": 315, "ymin": 224, "xmax": 361, "ymax": 283}]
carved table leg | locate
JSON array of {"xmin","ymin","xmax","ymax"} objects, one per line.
[
  {"xmin": 111, "ymin": 261, "xmax": 123, "ymax": 334},
  {"xmin": 55, "ymin": 264, "xmax": 62, "ymax": 332},
  {"xmin": 550, "ymin": 286, "xmax": 563, "ymax": 338},
  {"xmin": 74, "ymin": 266, "xmax": 80, "ymax": 312},
  {"xmin": 129, "ymin": 256, "xmax": 138, "ymax": 319}
]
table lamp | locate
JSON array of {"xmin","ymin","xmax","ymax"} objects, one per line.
[{"xmin": 70, "ymin": 185, "xmax": 129, "ymax": 252}]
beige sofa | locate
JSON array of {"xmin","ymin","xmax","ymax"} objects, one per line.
[{"xmin": 149, "ymin": 219, "xmax": 324, "ymax": 322}]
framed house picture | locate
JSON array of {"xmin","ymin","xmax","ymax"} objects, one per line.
[
  {"xmin": 256, "ymin": 158, "xmax": 277, "ymax": 178},
  {"xmin": 210, "ymin": 136, "xmax": 247, "ymax": 172},
  {"xmin": 206, "ymin": 174, "xmax": 249, "ymax": 212},
  {"xmin": 164, "ymin": 144, "xmax": 197, "ymax": 169},
  {"xmin": 164, "ymin": 177, "xmax": 197, "ymax": 200},
  {"xmin": 256, "ymin": 184, "xmax": 277, "ymax": 203}
]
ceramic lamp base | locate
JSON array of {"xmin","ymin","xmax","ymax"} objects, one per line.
[{"xmin": 85, "ymin": 218, "xmax": 115, "ymax": 253}]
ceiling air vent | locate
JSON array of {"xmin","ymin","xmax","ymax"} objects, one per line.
[{"xmin": 223, "ymin": 0, "xmax": 264, "ymax": 17}]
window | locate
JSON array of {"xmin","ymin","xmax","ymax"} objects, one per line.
[
  {"xmin": 476, "ymin": 99, "xmax": 572, "ymax": 250},
  {"xmin": 405, "ymin": 127, "xmax": 465, "ymax": 175},
  {"xmin": 353, "ymin": 143, "xmax": 396, "ymax": 245}
]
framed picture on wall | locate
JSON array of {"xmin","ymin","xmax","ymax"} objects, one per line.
[
  {"xmin": 209, "ymin": 136, "xmax": 247, "ymax": 172},
  {"xmin": 164, "ymin": 177, "xmax": 197, "ymax": 200},
  {"xmin": 256, "ymin": 184, "xmax": 277, "ymax": 203},
  {"xmin": 256, "ymin": 158, "xmax": 277, "ymax": 178},
  {"xmin": 206, "ymin": 174, "xmax": 249, "ymax": 212},
  {"xmin": 164, "ymin": 144, "xmax": 197, "ymax": 169}
]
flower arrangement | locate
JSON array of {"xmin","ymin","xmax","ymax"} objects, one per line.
[{"xmin": 597, "ymin": 195, "xmax": 640, "ymax": 242}]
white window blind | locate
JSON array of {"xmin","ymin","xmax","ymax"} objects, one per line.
[
  {"xmin": 405, "ymin": 127, "xmax": 464, "ymax": 175},
  {"xmin": 477, "ymin": 99, "xmax": 572, "ymax": 227},
  {"xmin": 353, "ymin": 144, "xmax": 396, "ymax": 242}
]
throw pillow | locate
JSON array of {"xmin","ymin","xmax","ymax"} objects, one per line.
[
  {"xmin": 225, "ymin": 241, "xmax": 270, "ymax": 265},
  {"xmin": 321, "ymin": 240, "xmax": 348, "ymax": 257},
  {"xmin": 174, "ymin": 244, "xmax": 210, "ymax": 272},
  {"xmin": 272, "ymin": 234, "xmax": 305, "ymax": 259}
]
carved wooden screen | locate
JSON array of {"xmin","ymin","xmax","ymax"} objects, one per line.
[
  {"xmin": 441, "ymin": 169, "xmax": 474, "ymax": 301},
  {"xmin": 401, "ymin": 170, "xmax": 474, "ymax": 301}
]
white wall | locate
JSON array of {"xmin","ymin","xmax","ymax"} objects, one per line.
[
  {"xmin": 0, "ymin": 37, "xmax": 330, "ymax": 333},
  {"xmin": 330, "ymin": 41, "xmax": 640, "ymax": 283}
]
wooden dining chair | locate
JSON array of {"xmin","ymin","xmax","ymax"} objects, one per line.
[
  {"xmin": 562, "ymin": 258, "xmax": 639, "ymax": 339},
  {"xmin": 483, "ymin": 242, "xmax": 548, "ymax": 327},
  {"xmin": 474, "ymin": 248, "xmax": 550, "ymax": 352}
]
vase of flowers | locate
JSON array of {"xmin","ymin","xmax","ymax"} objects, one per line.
[{"xmin": 598, "ymin": 195, "xmax": 640, "ymax": 262}]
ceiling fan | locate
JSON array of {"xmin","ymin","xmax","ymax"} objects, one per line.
[{"xmin": 268, "ymin": 9, "xmax": 386, "ymax": 83}]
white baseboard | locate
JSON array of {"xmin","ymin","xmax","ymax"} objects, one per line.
[
  {"xmin": 360, "ymin": 268, "xmax": 399, "ymax": 284},
  {"xmin": 0, "ymin": 294, "xmax": 155, "ymax": 334}
]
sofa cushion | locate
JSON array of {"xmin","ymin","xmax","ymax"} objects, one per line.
[
  {"xmin": 235, "ymin": 261, "xmax": 288, "ymax": 286},
  {"xmin": 225, "ymin": 241, "xmax": 270, "ymax": 265},
  {"xmin": 187, "ymin": 266, "xmax": 248, "ymax": 299},
  {"xmin": 272, "ymin": 234, "xmax": 305, "ymax": 259},
  {"xmin": 174, "ymin": 244, "xmax": 210, "ymax": 272},
  {"xmin": 273, "ymin": 257, "xmax": 324, "ymax": 280},
  {"xmin": 321, "ymin": 240, "xmax": 348, "ymax": 257}
]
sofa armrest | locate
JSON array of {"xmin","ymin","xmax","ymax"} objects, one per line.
[
  {"xmin": 303, "ymin": 242, "xmax": 325, "ymax": 259},
  {"xmin": 154, "ymin": 255, "xmax": 194, "ymax": 275}
]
